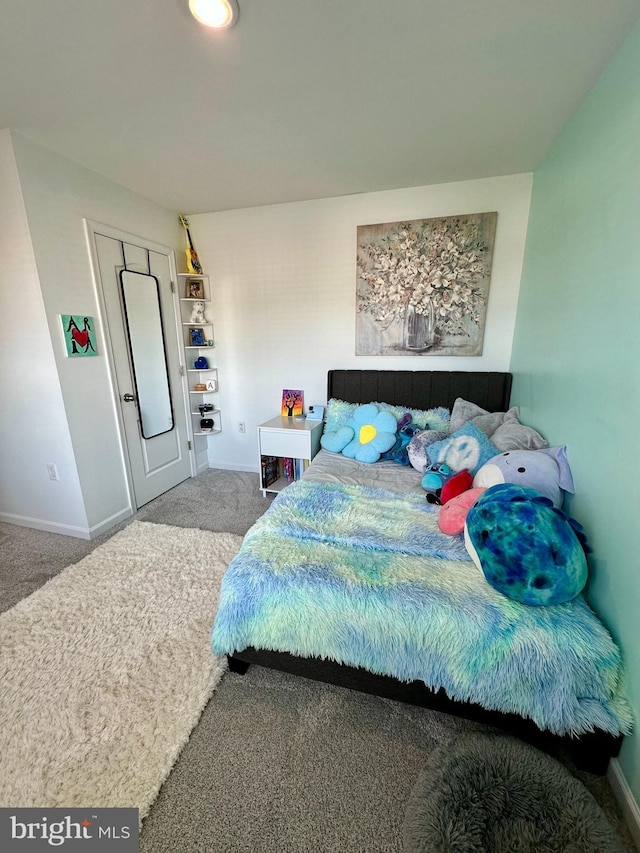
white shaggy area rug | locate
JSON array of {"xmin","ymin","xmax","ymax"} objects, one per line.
[{"xmin": 0, "ymin": 520, "xmax": 242, "ymax": 819}]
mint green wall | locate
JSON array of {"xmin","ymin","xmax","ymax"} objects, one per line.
[{"xmin": 510, "ymin": 23, "xmax": 640, "ymax": 800}]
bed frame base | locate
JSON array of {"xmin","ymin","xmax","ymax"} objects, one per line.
[{"xmin": 227, "ymin": 649, "xmax": 621, "ymax": 776}]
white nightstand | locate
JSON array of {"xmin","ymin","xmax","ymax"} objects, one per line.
[{"xmin": 258, "ymin": 416, "xmax": 323, "ymax": 496}]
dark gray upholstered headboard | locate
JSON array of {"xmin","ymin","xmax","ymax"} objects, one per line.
[{"xmin": 327, "ymin": 370, "xmax": 512, "ymax": 413}]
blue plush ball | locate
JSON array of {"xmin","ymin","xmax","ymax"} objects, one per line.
[{"xmin": 464, "ymin": 484, "xmax": 588, "ymax": 606}]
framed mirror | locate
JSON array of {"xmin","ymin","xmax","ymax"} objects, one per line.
[{"xmin": 119, "ymin": 270, "xmax": 174, "ymax": 439}]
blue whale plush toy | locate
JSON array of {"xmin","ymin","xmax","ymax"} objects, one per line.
[
  {"xmin": 473, "ymin": 447, "xmax": 574, "ymax": 508},
  {"xmin": 464, "ymin": 484, "xmax": 589, "ymax": 606}
]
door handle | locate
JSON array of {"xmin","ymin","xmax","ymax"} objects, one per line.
[{"xmin": 122, "ymin": 393, "xmax": 136, "ymax": 402}]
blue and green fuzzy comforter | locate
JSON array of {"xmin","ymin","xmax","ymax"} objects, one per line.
[{"xmin": 211, "ymin": 480, "xmax": 632, "ymax": 737}]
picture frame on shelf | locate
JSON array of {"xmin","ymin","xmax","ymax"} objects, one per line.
[
  {"xmin": 190, "ymin": 327, "xmax": 205, "ymax": 346},
  {"xmin": 186, "ymin": 279, "xmax": 204, "ymax": 299}
]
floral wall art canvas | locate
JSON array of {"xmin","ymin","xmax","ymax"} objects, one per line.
[{"xmin": 356, "ymin": 212, "xmax": 497, "ymax": 356}]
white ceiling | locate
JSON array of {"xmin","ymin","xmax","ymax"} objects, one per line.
[{"xmin": 1, "ymin": 0, "xmax": 639, "ymax": 214}]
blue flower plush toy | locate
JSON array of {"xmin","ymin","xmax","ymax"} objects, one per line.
[
  {"xmin": 321, "ymin": 403, "xmax": 398, "ymax": 464},
  {"xmin": 464, "ymin": 484, "xmax": 589, "ymax": 606},
  {"xmin": 342, "ymin": 403, "xmax": 398, "ymax": 463}
]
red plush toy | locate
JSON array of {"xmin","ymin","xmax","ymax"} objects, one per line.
[{"xmin": 439, "ymin": 470, "xmax": 473, "ymax": 505}]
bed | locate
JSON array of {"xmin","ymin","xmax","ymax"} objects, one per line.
[{"xmin": 211, "ymin": 370, "xmax": 632, "ymax": 773}]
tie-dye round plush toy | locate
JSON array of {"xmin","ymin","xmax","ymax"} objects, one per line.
[{"xmin": 464, "ymin": 484, "xmax": 589, "ymax": 606}]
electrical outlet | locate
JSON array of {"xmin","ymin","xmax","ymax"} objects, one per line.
[
  {"xmin": 46, "ymin": 463, "xmax": 59, "ymax": 481},
  {"xmin": 237, "ymin": 421, "xmax": 246, "ymax": 433}
]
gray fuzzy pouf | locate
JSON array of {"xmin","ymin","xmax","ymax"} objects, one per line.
[{"xmin": 403, "ymin": 733, "xmax": 625, "ymax": 853}]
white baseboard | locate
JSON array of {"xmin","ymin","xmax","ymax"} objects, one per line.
[
  {"xmin": 607, "ymin": 757, "xmax": 640, "ymax": 849},
  {"xmin": 0, "ymin": 511, "xmax": 92, "ymax": 540},
  {"xmin": 206, "ymin": 461, "xmax": 258, "ymax": 474},
  {"xmin": 0, "ymin": 506, "xmax": 133, "ymax": 540},
  {"xmin": 88, "ymin": 507, "xmax": 133, "ymax": 539}
]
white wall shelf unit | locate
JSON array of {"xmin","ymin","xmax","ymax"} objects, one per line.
[{"xmin": 176, "ymin": 273, "xmax": 221, "ymax": 441}]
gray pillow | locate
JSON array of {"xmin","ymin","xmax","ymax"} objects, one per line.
[
  {"xmin": 490, "ymin": 421, "xmax": 549, "ymax": 451},
  {"xmin": 407, "ymin": 430, "xmax": 449, "ymax": 473},
  {"xmin": 449, "ymin": 398, "xmax": 489, "ymax": 433},
  {"xmin": 449, "ymin": 397, "xmax": 520, "ymax": 438},
  {"xmin": 471, "ymin": 406, "xmax": 519, "ymax": 438}
]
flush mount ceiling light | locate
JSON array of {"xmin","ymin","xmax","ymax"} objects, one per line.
[{"xmin": 189, "ymin": 0, "xmax": 238, "ymax": 29}]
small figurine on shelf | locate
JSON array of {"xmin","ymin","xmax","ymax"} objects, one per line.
[
  {"xmin": 190, "ymin": 328, "xmax": 205, "ymax": 346},
  {"xmin": 194, "ymin": 356, "xmax": 209, "ymax": 369},
  {"xmin": 190, "ymin": 301, "xmax": 206, "ymax": 323}
]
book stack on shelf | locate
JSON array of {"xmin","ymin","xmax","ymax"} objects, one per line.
[
  {"xmin": 261, "ymin": 456, "xmax": 279, "ymax": 489},
  {"xmin": 283, "ymin": 458, "xmax": 307, "ymax": 481},
  {"xmin": 261, "ymin": 456, "xmax": 308, "ymax": 488}
]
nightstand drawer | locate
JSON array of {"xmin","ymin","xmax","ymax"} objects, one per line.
[{"xmin": 260, "ymin": 429, "xmax": 310, "ymax": 459}]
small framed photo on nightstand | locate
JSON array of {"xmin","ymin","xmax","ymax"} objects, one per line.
[{"xmin": 281, "ymin": 389, "xmax": 303, "ymax": 418}]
